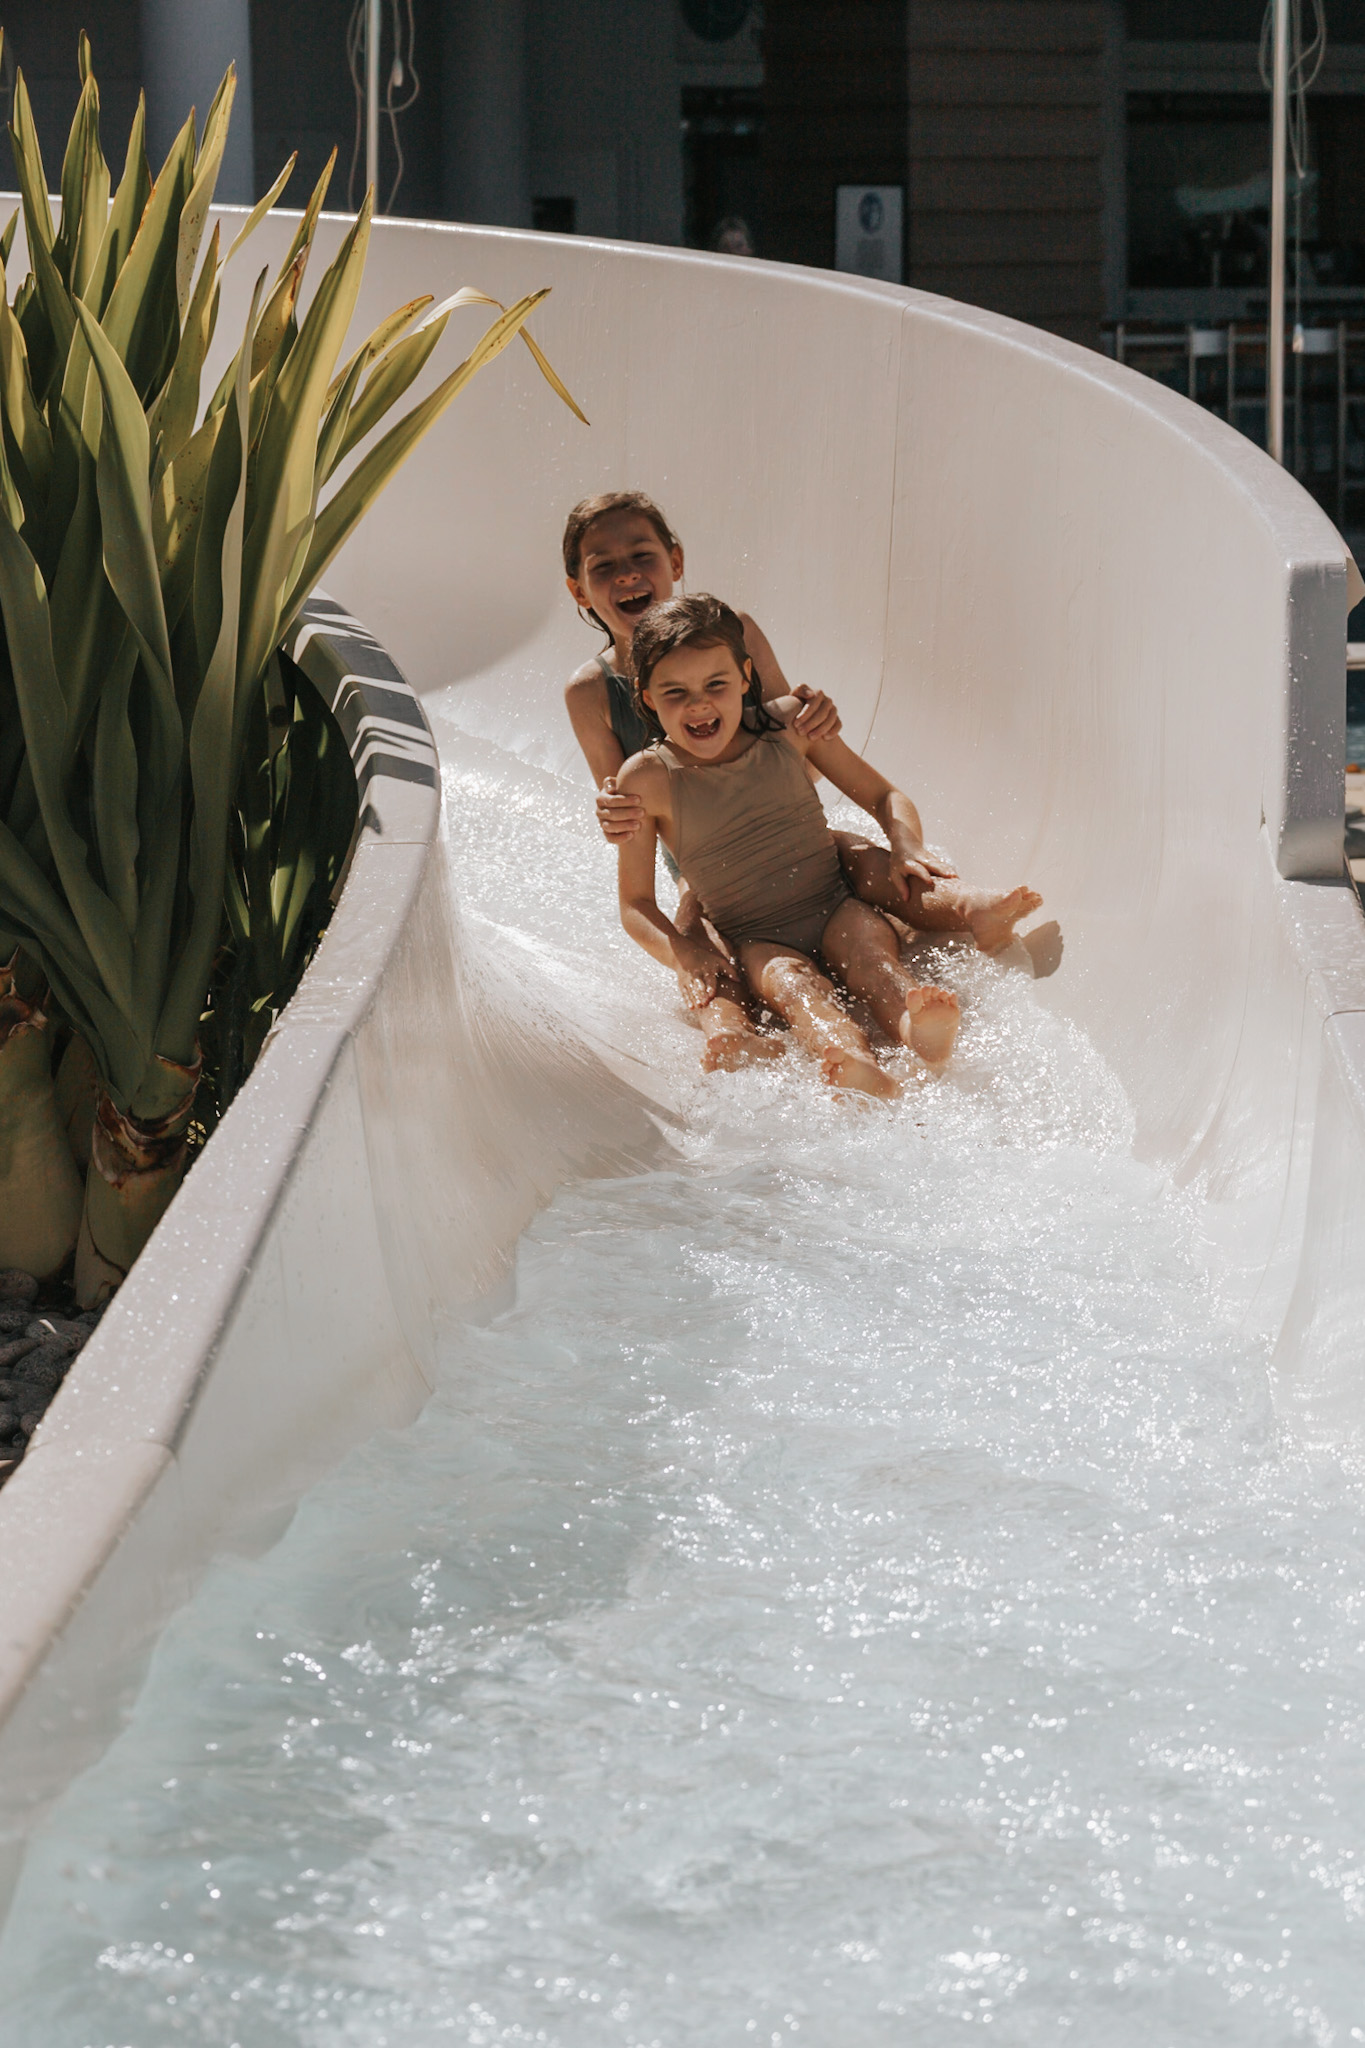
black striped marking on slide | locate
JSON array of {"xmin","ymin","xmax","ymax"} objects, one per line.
[{"xmin": 285, "ymin": 593, "xmax": 440, "ymax": 797}]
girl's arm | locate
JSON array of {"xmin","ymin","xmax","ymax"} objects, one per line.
[
  {"xmin": 741, "ymin": 614, "xmax": 841, "ymax": 744},
  {"xmin": 565, "ymin": 666, "xmax": 643, "ymax": 844},
  {"xmin": 795, "ymin": 725, "xmax": 959, "ymax": 892},
  {"xmin": 616, "ymin": 761, "xmax": 728, "ymax": 1005}
]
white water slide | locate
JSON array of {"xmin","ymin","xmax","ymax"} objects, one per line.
[{"xmin": 1, "ymin": 212, "xmax": 1365, "ymax": 2034}]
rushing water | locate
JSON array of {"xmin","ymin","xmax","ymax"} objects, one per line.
[{"xmin": 3, "ymin": 711, "xmax": 1365, "ymax": 2047}]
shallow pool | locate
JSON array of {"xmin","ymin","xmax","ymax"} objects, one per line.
[{"xmin": 2, "ymin": 714, "xmax": 1364, "ymax": 2046}]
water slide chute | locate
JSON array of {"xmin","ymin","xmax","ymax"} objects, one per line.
[{"xmin": 0, "ymin": 209, "xmax": 1360, "ymax": 1911}]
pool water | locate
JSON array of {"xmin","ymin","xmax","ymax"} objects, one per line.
[{"xmin": 2, "ymin": 714, "xmax": 1365, "ymax": 2046}]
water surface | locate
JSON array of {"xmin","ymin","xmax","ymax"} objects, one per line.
[{"xmin": 2, "ymin": 716, "xmax": 1363, "ymax": 2046}]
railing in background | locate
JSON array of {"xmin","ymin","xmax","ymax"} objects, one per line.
[{"xmin": 1105, "ymin": 321, "xmax": 1365, "ymax": 534}]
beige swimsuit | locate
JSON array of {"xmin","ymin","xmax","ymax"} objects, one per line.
[{"xmin": 655, "ymin": 727, "xmax": 851, "ymax": 956}]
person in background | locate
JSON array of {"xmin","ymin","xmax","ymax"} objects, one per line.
[{"xmin": 712, "ymin": 216, "xmax": 755, "ymax": 257}]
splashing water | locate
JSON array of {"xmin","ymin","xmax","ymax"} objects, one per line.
[{"xmin": 2, "ymin": 712, "xmax": 1365, "ymax": 2047}]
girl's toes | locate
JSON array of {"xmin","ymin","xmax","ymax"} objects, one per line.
[{"xmin": 908, "ymin": 990, "xmax": 960, "ymax": 1067}]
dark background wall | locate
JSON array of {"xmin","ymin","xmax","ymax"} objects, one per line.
[
  {"xmin": 907, "ymin": 1, "xmax": 1106, "ymax": 347},
  {"xmin": 0, "ymin": 1, "xmax": 142, "ymax": 175},
  {"xmin": 3, "ymin": 1, "xmax": 1365, "ymax": 361},
  {"xmin": 250, "ymin": 0, "xmax": 444, "ymax": 218},
  {"xmin": 761, "ymin": 0, "xmax": 907, "ymax": 268}
]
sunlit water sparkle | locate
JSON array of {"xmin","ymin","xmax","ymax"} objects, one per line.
[{"xmin": 2, "ymin": 707, "xmax": 1365, "ymax": 2046}]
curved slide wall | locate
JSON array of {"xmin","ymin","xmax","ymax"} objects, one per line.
[{"xmin": 0, "ymin": 207, "xmax": 1362, "ymax": 1907}]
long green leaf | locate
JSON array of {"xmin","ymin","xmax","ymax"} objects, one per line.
[
  {"xmin": 85, "ymin": 95, "xmax": 151, "ymax": 317},
  {"xmin": 177, "ymin": 64, "xmax": 234, "ymax": 315},
  {"xmin": 70, "ymin": 297, "xmax": 179, "ymax": 802},
  {"xmin": 324, "ymin": 294, "xmax": 430, "ymax": 408},
  {"xmin": 53, "ymin": 71, "xmax": 95, "ymax": 285},
  {"xmin": 10, "ymin": 72, "xmax": 77, "ymax": 405},
  {"xmin": 288, "ymin": 291, "xmax": 553, "ymax": 619},
  {"xmin": 91, "ymin": 628, "xmax": 140, "ymax": 931},
  {"xmin": 9, "ymin": 69, "xmax": 55, "ymax": 255},
  {"xmin": 149, "ymin": 219, "xmax": 220, "ymax": 471},
  {"xmin": 224, "ymin": 152, "xmax": 297, "ymax": 262},
  {"xmin": 276, "ymin": 147, "xmax": 336, "ymax": 284},
  {"xmin": 237, "ymin": 198, "xmax": 372, "ymax": 709},
  {"xmin": 397, "ymin": 283, "xmax": 588, "ymax": 425},
  {"xmin": 0, "ymin": 278, "xmax": 53, "ymax": 517},
  {"xmin": 314, "ymin": 341, "xmax": 372, "ymax": 486},
  {"xmin": 0, "ymin": 477, "xmax": 133, "ymax": 1013},
  {"xmin": 330, "ymin": 312, "xmax": 449, "ymax": 468},
  {"xmin": 249, "ymin": 249, "xmax": 306, "ymax": 380},
  {"xmin": 159, "ymin": 272, "xmax": 258, "ymax": 1056},
  {"xmin": 153, "ymin": 396, "xmax": 228, "ymax": 630},
  {"xmin": 51, "ymin": 498, "xmax": 122, "ymax": 776},
  {"xmin": 100, "ymin": 108, "xmax": 196, "ymax": 398}
]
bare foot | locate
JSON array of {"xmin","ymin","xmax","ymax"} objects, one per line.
[
  {"xmin": 818, "ymin": 1043, "xmax": 901, "ymax": 1099},
  {"xmin": 701, "ymin": 1025, "xmax": 785, "ymax": 1072},
  {"xmin": 967, "ymin": 885, "xmax": 1043, "ymax": 955},
  {"xmin": 899, "ymin": 984, "xmax": 960, "ymax": 1067}
]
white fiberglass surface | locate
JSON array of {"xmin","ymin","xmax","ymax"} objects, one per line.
[{"xmin": 3, "ymin": 698, "xmax": 1365, "ymax": 2046}]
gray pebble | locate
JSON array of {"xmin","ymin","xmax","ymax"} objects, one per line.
[
  {"xmin": 24, "ymin": 1318, "xmax": 86, "ymax": 1348},
  {"xmin": 0, "ymin": 1272, "xmax": 37, "ymax": 1305},
  {"xmin": 0, "ymin": 1337, "xmax": 38, "ymax": 1372},
  {"xmin": 0, "ymin": 1309, "xmax": 30, "ymax": 1336},
  {"xmin": 18, "ymin": 1415, "xmax": 39, "ymax": 1437},
  {"xmin": 15, "ymin": 1349, "xmax": 69, "ymax": 1387}
]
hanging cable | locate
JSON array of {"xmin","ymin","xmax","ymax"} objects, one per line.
[
  {"xmin": 1260, "ymin": 0, "xmax": 1328, "ymax": 320},
  {"xmin": 384, "ymin": 0, "xmax": 421, "ymax": 214},
  {"xmin": 1260, "ymin": 0, "xmax": 1327, "ymax": 178},
  {"xmin": 346, "ymin": 0, "xmax": 368, "ymax": 211},
  {"xmin": 346, "ymin": 0, "xmax": 420, "ymax": 214}
]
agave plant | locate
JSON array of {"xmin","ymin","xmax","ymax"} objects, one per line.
[
  {"xmin": 200, "ymin": 646, "xmax": 359, "ymax": 1129},
  {"xmin": 0, "ymin": 38, "xmax": 585, "ymax": 1301}
]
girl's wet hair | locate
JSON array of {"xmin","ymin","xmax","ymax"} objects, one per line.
[
  {"xmin": 630, "ymin": 593, "xmax": 780, "ymax": 741},
  {"xmin": 561, "ymin": 491, "xmax": 679, "ymax": 580}
]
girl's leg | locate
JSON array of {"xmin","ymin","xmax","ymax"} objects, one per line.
[
  {"xmin": 676, "ymin": 896, "xmax": 782, "ymax": 1071},
  {"xmin": 832, "ymin": 832, "xmax": 1041, "ymax": 954},
  {"xmin": 688, "ymin": 960, "xmax": 784, "ymax": 1071},
  {"xmin": 819, "ymin": 897, "xmax": 961, "ymax": 1067},
  {"xmin": 738, "ymin": 940, "xmax": 899, "ymax": 1099}
]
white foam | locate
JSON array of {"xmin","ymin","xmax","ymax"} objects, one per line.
[{"xmin": 2, "ymin": 719, "xmax": 1362, "ymax": 2044}]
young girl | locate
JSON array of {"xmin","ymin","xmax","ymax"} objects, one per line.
[
  {"xmin": 561, "ymin": 489, "xmax": 842, "ymax": 839},
  {"xmin": 615, "ymin": 595, "xmax": 1042, "ymax": 1097},
  {"xmin": 563, "ymin": 489, "xmax": 855, "ymax": 1067}
]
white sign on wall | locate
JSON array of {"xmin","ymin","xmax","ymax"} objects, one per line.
[{"xmin": 835, "ymin": 185, "xmax": 904, "ymax": 285}]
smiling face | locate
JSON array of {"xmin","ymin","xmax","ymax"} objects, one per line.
[
  {"xmin": 641, "ymin": 640, "xmax": 752, "ymax": 761},
  {"xmin": 567, "ymin": 511, "xmax": 683, "ymax": 649}
]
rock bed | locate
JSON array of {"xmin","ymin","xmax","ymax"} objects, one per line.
[{"xmin": 0, "ymin": 1270, "xmax": 106, "ymax": 1491}]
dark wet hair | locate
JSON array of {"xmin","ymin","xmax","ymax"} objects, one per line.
[
  {"xmin": 630, "ymin": 593, "xmax": 780, "ymax": 741},
  {"xmin": 561, "ymin": 490, "xmax": 679, "ymax": 580}
]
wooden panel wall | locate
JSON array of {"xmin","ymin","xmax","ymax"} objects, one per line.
[
  {"xmin": 762, "ymin": 0, "xmax": 909, "ymax": 268},
  {"xmin": 907, "ymin": 1, "xmax": 1107, "ymax": 346}
]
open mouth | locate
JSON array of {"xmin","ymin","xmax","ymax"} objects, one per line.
[
  {"xmin": 683, "ymin": 715, "xmax": 723, "ymax": 742},
  {"xmin": 617, "ymin": 590, "xmax": 654, "ymax": 618}
]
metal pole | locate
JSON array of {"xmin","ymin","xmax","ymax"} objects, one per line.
[
  {"xmin": 366, "ymin": 0, "xmax": 381, "ymax": 205},
  {"xmin": 1269, "ymin": 0, "xmax": 1289, "ymax": 463}
]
